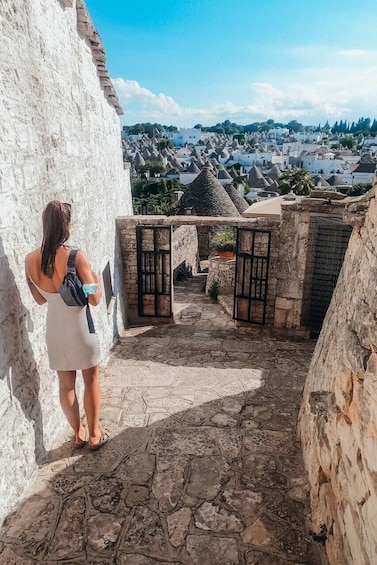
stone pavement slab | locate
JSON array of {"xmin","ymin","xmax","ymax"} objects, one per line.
[{"xmin": 0, "ymin": 278, "xmax": 328, "ymax": 564}]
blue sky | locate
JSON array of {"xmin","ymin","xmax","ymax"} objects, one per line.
[{"xmin": 84, "ymin": 0, "xmax": 377, "ymax": 128}]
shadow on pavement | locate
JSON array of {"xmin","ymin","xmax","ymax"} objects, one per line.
[{"xmin": 0, "ymin": 324, "xmax": 327, "ymax": 564}]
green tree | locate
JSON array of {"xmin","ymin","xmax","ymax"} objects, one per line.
[
  {"xmin": 346, "ymin": 183, "xmax": 372, "ymax": 196},
  {"xmin": 139, "ymin": 161, "xmax": 165, "ymax": 177},
  {"xmin": 244, "ymin": 123, "xmax": 260, "ymax": 133},
  {"xmin": 233, "ymin": 133, "xmax": 245, "ymax": 144},
  {"xmin": 132, "ymin": 178, "xmax": 185, "ymax": 215},
  {"xmin": 287, "ymin": 120, "xmax": 304, "ymax": 133},
  {"xmin": 340, "ymin": 135, "xmax": 355, "ymax": 150},
  {"xmin": 277, "ymin": 168, "xmax": 314, "ymax": 195},
  {"xmin": 156, "ymin": 139, "xmax": 173, "ymax": 150},
  {"xmin": 370, "ymin": 119, "xmax": 377, "ymax": 136}
]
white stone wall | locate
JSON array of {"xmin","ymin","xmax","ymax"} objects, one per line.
[
  {"xmin": 298, "ymin": 184, "xmax": 377, "ymax": 564},
  {"xmin": 0, "ymin": 0, "xmax": 132, "ymax": 525}
]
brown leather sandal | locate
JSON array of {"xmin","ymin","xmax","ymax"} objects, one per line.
[{"xmin": 88, "ymin": 429, "xmax": 110, "ymax": 451}]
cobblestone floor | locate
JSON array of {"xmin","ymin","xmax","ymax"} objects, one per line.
[{"xmin": 0, "ymin": 274, "xmax": 328, "ymax": 564}]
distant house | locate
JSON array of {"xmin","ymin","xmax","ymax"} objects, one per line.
[
  {"xmin": 350, "ymin": 162, "xmax": 376, "ymax": 185},
  {"xmin": 173, "ymin": 128, "xmax": 202, "ymax": 147},
  {"xmin": 300, "ymin": 151, "xmax": 349, "ymax": 176}
]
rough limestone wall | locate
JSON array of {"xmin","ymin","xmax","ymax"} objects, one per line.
[
  {"xmin": 298, "ymin": 184, "xmax": 377, "ymax": 564},
  {"xmin": 0, "ymin": 0, "xmax": 132, "ymax": 524},
  {"xmin": 172, "ymin": 225, "xmax": 200, "ymax": 279},
  {"xmin": 206, "ymin": 256, "xmax": 235, "ymax": 295}
]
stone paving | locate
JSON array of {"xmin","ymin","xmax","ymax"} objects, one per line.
[{"xmin": 0, "ymin": 274, "xmax": 328, "ymax": 564}]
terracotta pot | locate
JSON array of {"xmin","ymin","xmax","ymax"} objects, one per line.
[{"xmin": 217, "ymin": 251, "xmax": 235, "ymax": 260}]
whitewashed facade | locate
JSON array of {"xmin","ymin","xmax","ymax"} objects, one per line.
[
  {"xmin": 0, "ymin": 0, "xmax": 132, "ymax": 525},
  {"xmin": 173, "ymin": 128, "xmax": 202, "ymax": 147}
]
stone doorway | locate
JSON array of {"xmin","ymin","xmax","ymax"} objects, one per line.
[
  {"xmin": 117, "ymin": 205, "xmax": 351, "ymax": 336},
  {"xmin": 173, "ymin": 261, "xmax": 234, "ymax": 330},
  {"xmin": 303, "ymin": 217, "xmax": 352, "ymax": 337}
]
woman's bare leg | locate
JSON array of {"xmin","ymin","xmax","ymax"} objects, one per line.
[
  {"xmin": 82, "ymin": 365, "xmax": 101, "ymax": 446},
  {"xmin": 57, "ymin": 370, "xmax": 86, "ymax": 444}
]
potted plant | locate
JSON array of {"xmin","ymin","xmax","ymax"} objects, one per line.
[{"xmin": 211, "ymin": 228, "xmax": 236, "ymax": 259}]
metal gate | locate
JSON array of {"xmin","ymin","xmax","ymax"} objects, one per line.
[
  {"xmin": 233, "ymin": 228, "xmax": 272, "ymax": 324},
  {"xmin": 308, "ymin": 218, "xmax": 351, "ymax": 336},
  {"xmin": 136, "ymin": 225, "xmax": 172, "ymax": 318}
]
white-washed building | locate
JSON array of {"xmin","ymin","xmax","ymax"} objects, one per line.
[
  {"xmin": 173, "ymin": 128, "xmax": 202, "ymax": 147},
  {"xmin": 0, "ymin": 0, "xmax": 132, "ymax": 526}
]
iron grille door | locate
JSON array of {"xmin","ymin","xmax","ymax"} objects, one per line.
[
  {"xmin": 308, "ymin": 219, "xmax": 351, "ymax": 336},
  {"xmin": 233, "ymin": 228, "xmax": 271, "ymax": 324},
  {"xmin": 136, "ymin": 225, "xmax": 172, "ymax": 318}
]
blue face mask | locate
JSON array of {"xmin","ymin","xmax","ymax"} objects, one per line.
[{"xmin": 82, "ymin": 283, "xmax": 98, "ymax": 297}]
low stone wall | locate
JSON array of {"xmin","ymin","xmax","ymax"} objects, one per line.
[
  {"xmin": 172, "ymin": 225, "xmax": 200, "ymax": 280},
  {"xmin": 298, "ymin": 186, "xmax": 377, "ymax": 564},
  {"xmin": 206, "ymin": 255, "xmax": 236, "ymax": 296}
]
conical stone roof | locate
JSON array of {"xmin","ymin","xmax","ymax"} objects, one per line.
[
  {"xmin": 171, "ymin": 157, "xmax": 184, "ymax": 171},
  {"xmin": 327, "ymin": 174, "xmax": 347, "ymax": 186},
  {"xmin": 177, "ymin": 167, "xmax": 240, "ymax": 216},
  {"xmin": 224, "ymin": 184, "xmax": 249, "ymax": 213},
  {"xmin": 268, "ymin": 164, "xmax": 282, "ymax": 180},
  {"xmin": 190, "ymin": 148, "xmax": 202, "ymax": 158},
  {"xmin": 248, "ymin": 165, "xmax": 264, "ymax": 184},
  {"xmin": 218, "ymin": 169, "xmax": 232, "ymax": 180},
  {"xmin": 248, "ymin": 172, "xmax": 270, "ymax": 189},
  {"xmin": 312, "ymin": 175, "xmax": 330, "ymax": 187},
  {"xmin": 142, "ymin": 148, "xmax": 152, "ymax": 160},
  {"xmin": 134, "ymin": 151, "xmax": 146, "ymax": 168},
  {"xmin": 187, "ymin": 161, "xmax": 201, "ymax": 174}
]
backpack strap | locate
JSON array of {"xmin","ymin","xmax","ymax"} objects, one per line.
[
  {"xmin": 65, "ymin": 249, "xmax": 95, "ymax": 334},
  {"xmin": 86, "ymin": 307, "xmax": 95, "ymax": 334},
  {"xmin": 67, "ymin": 249, "xmax": 79, "ymax": 272}
]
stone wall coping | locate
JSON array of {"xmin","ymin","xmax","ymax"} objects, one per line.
[
  {"xmin": 75, "ymin": 0, "xmax": 123, "ymax": 115},
  {"xmin": 117, "ymin": 215, "xmax": 280, "ymax": 229},
  {"xmin": 281, "ymin": 198, "xmax": 347, "ymax": 214},
  {"xmin": 343, "ymin": 191, "xmax": 373, "ymax": 227}
]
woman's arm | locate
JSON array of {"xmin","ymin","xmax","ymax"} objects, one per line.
[
  {"xmin": 25, "ymin": 256, "xmax": 47, "ymax": 305},
  {"xmin": 75, "ymin": 250, "xmax": 102, "ymax": 306}
]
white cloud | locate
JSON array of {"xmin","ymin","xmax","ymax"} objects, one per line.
[
  {"xmin": 245, "ymin": 61, "xmax": 377, "ymax": 122},
  {"xmin": 112, "ymin": 78, "xmax": 182, "ymax": 114},
  {"xmin": 112, "ymin": 52, "xmax": 377, "ymax": 127},
  {"xmin": 338, "ymin": 49, "xmax": 372, "ymax": 58}
]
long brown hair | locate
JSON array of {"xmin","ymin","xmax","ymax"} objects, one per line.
[{"xmin": 41, "ymin": 201, "xmax": 71, "ymax": 277}]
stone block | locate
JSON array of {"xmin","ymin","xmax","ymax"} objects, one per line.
[{"xmin": 274, "ymin": 309, "xmax": 288, "ymax": 328}]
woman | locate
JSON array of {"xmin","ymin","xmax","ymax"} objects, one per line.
[{"xmin": 25, "ymin": 200, "xmax": 109, "ymax": 451}]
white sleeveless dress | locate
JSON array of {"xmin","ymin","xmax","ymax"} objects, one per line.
[{"xmin": 31, "ymin": 280, "xmax": 101, "ymax": 371}]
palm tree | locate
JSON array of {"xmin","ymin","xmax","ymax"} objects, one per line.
[{"xmin": 277, "ymin": 168, "xmax": 314, "ymax": 195}]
